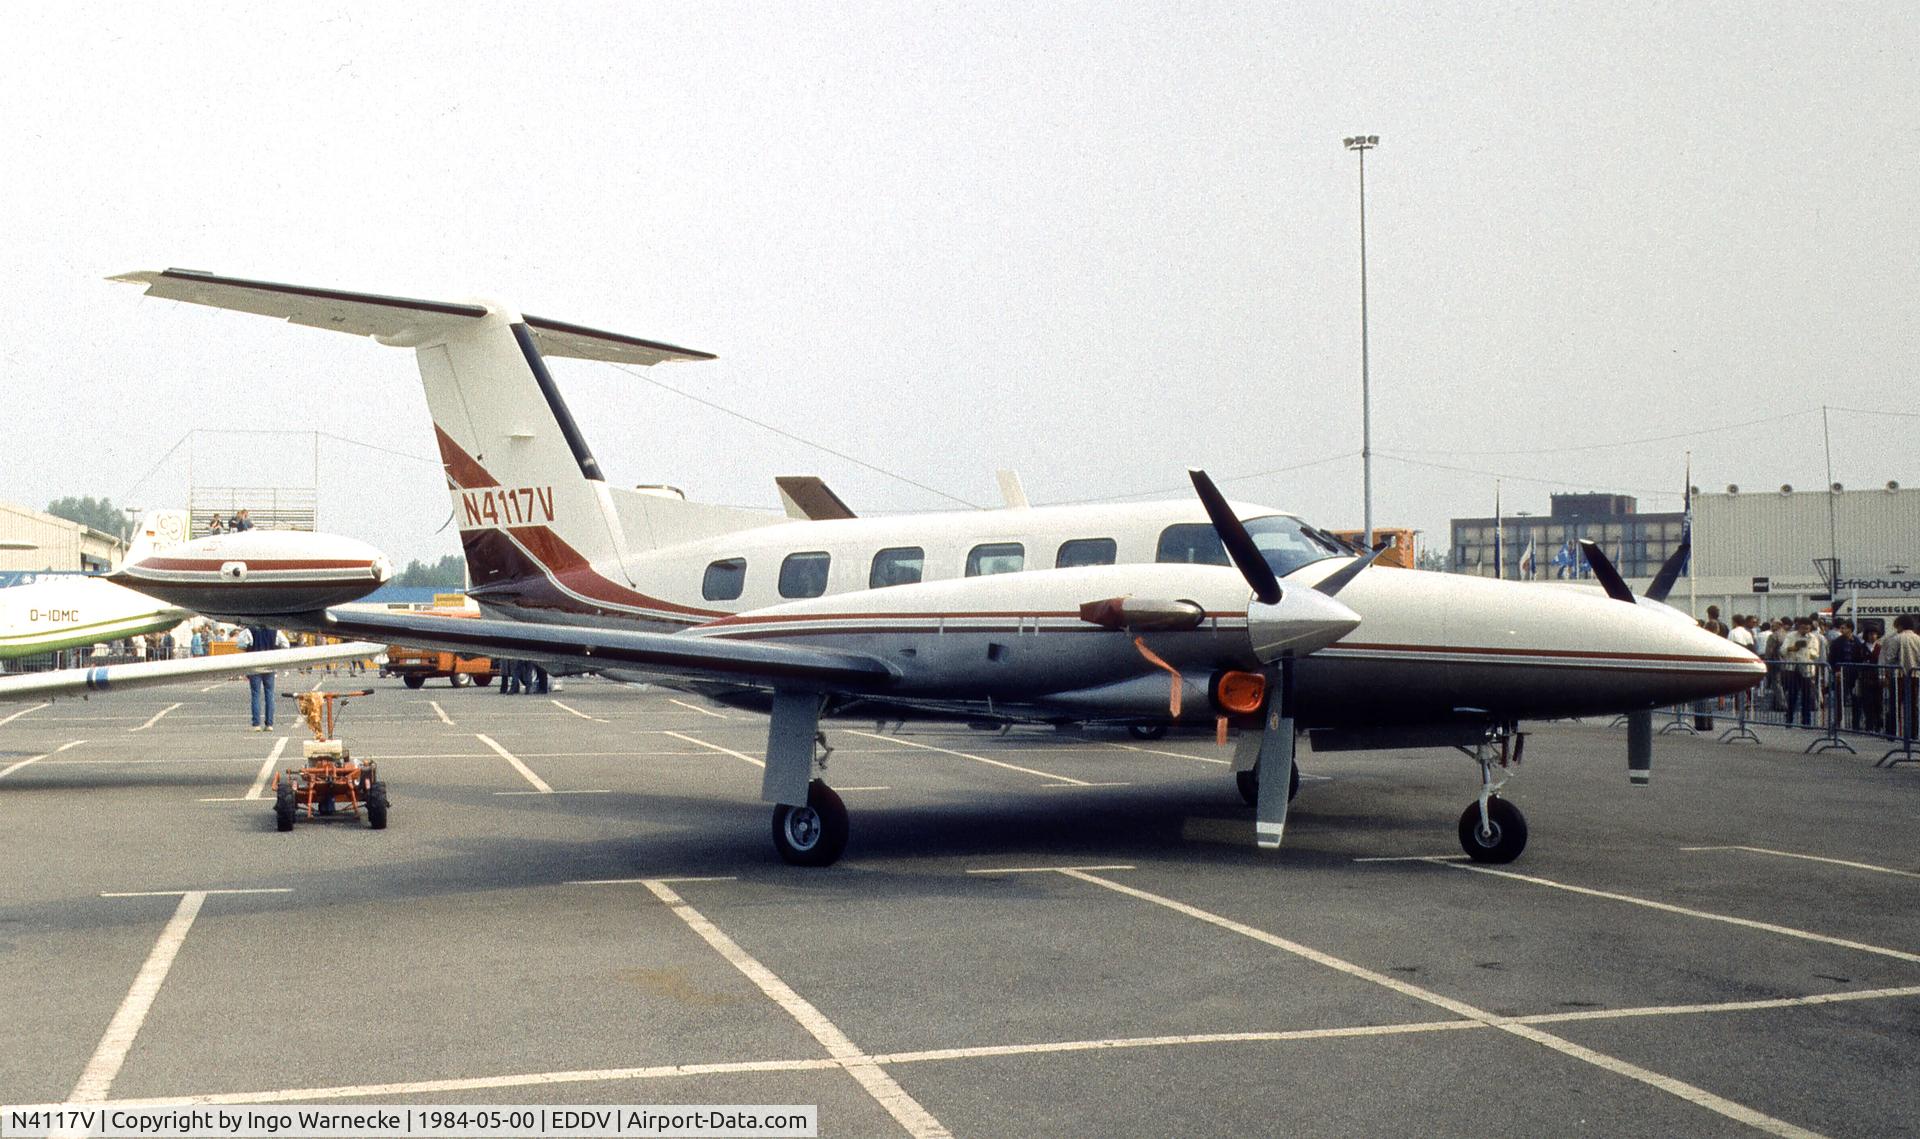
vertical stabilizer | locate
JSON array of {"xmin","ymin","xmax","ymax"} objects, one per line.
[{"xmin": 123, "ymin": 509, "xmax": 191, "ymax": 567}]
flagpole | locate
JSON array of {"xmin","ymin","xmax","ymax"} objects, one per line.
[
  {"xmin": 1685, "ymin": 451, "xmax": 1696, "ymax": 620},
  {"xmin": 1493, "ymin": 481, "xmax": 1504, "ymax": 580}
]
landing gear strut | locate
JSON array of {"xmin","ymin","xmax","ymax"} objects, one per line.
[
  {"xmin": 1234, "ymin": 762, "xmax": 1299, "ymax": 807},
  {"xmin": 763, "ymin": 692, "xmax": 850, "ymax": 866},
  {"xmin": 1456, "ymin": 726, "xmax": 1527, "ymax": 863}
]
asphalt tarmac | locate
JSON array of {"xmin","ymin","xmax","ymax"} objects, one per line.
[{"xmin": 2, "ymin": 673, "xmax": 1916, "ymax": 1137}]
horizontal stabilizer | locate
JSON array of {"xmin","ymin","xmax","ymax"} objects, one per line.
[
  {"xmin": 775, "ymin": 476, "xmax": 857, "ymax": 521},
  {"xmin": 111, "ymin": 269, "xmax": 714, "ymax": 365}
]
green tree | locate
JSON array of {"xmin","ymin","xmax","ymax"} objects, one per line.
[
  {"xmin": 393, "ymin": 553, "xmax": 468, "ymax": 589},
  {"xmin": 45, "ymin": 496, "xmax": 132, "ymax": 540}
]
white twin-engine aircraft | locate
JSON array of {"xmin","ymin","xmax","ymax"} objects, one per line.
[
  {"xmin": 111, "ymin": 269, "xmax": 1763, "ymax": 867},
  {"xmin": 0, "ymin": 521, "xmax": 392, "ymax": 704}
]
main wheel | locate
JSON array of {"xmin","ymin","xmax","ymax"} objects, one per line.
[
  {"xmin": 1458, "ymin": 796, "xmax": 1528, "ymax": 863},
  {"xmin": 1127, "ymin": 723, "xmax": 1169, "ymax": 741},
  {"xmin": 473, "ymin": 672, "xmax": 495, "ymax": 687},
  {"xmin": 365, "ymin": 781, "xmax": 389, "ymax": 830},
  {"xmin": 1234, "ymin": 762, "xmax": 1300, "ymax": 807},
  {"xmin": 770, "ymin": 781, "xmax": 848, "ymax": 867},
  {"xmin": 273, "ymin": 787, "xmax": 296, "ymax": 832},
  {"xmin": 402, "ymin": 674, "xmax": 426, "ymax": 690}
]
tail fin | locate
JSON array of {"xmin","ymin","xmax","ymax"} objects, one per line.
[
  {"xmin": 123, "ymin": 509, "xmax": 190, "ymax": 567},
  {"xmin": 114, "ymin": 270, "xmax": 773, "ymax": 620}
]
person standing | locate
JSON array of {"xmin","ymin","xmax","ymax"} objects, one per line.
[
  {"xmin": 1781, "ymin": 618, "xmax": 1824, "ymax": 727},
  {"xmin": 1729, "ymin": 615, "xmax": 1756, "ymax": 654},
  {"xmin": 1828, "ymin": 620, "xmax": 1867, "ymax": 731},
  {"xmin": 1886, "ymin": 616, "xmax": 1920, "ymax": 739},
  {"xmin": 236, "ymin": 623, "xmax": 288, "ymax": 731},
  {"xmin": 1701, "ymin": 606, "xmax": 1727, "ymax": 636}
]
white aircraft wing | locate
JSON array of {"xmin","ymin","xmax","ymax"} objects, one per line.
[
  {"xmin": 315, "ymin": 610, "xmax": 895, "ymax": 690},
  {"xmin": 0, "ymin": 643, "xmax": 383, "ymax": 703},
  {"xmin": 111, "ymin": 269, "xmax": 713, "ymax": 365}
]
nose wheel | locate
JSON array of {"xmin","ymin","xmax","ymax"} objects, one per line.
[{"xmin": 1457, "ymin": 727, "xmax": 1527, "ymax": 863}]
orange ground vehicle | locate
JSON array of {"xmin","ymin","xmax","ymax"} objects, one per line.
[
  {"xmin": 1328, "ymin": 527, "xmax": 1419, "ymax": 569},
  {"xmin": 383, "ymin": 645, "xmax": 495, "ymax": 688},
  {"xmin": 271, "ymin": 690, "xmax": 387, "ymax": 831}
]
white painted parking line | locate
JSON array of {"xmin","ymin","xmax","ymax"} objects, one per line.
[
  {"xmin": 492, "ymin": 789, "xmax": 612, "ymax": 796},
  {"xmin": 1513, "ymin": 984, "xmax": 1920, "ymax": 1026},
  {"xmin": 836, "ymin": 785, "xmax": 891, "ymax": 792},
  {"xmin": 200, "ymin": 737, "xmax": 292, "ymax": 802},
  {"xmin": 196, "ymin": 679, "xmax": 233, "ymax": 693},
  {"xmin": 847, "ymin": 730, "xmax": 1091, "ymax": 786},
  {"xmin": 571, "ymin": 876, "xmax": 740, "ymax": 886},
  {"xmin": 874, "ymin": 1019, "xmax": 1481, "ymax": 1065},
  {"xmin": 1055, "ymin": 868, "xmax": 1825, "ymax": 1139},
  {"xmin": 1681, "ymin": 845, "xmax": 1920, "ymax": 881},
  {"xmin": 1103, "ymin": 742, "xmax": 1232, "ymax": 766},
  {"xmin": 0, "ymin": 739, "xmax": 85, "ymax": 782},
  {"xmin": 664, "ymin": 730, "xmax": 764, "ymax": 769},
  {"xmin": 1040, "ymin": 781, "xmax": 1132, "ymax": 788},
  {"xmin": 551, "ymin": 699, "xmax": 607, "ymax": 723},
  {"xmin": 668, "ymin": 697, "xmax": 729, "ymax": 719},
  {"xmin": 475, "ymin": 733, "xmax": 554, "ymax": 793},
  {"xmin": 128, "ymin": 703, "xmax": 183, "ymax": 733},
  {"xmin": 0, "ymin": 701, "xmax": 49, "ymax": 727},
  {"xmin": 1353, "ymin": 854, "xmax": 1470, "ymax": 863},
  {"xmin": 70, "ymin": 889, "xmax": 289, "ymax": 1104},
  {"xmin": 968, "ymin": 864, "xmax": 1137, "ymax": 875},
  {"xmin": 429, "ymin": 700, "xmax": 454, "ymax": 726},
  {"xmin": 1431, "ymin": 860, "xmax": 1920, "ymax": 965},
  {"xmin": 641, "ymin": 878, "xmax": 951, "ymax": 1139}
]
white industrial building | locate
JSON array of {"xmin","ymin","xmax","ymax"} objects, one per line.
[
  {"xmin": 1687, "ymin": 481, "xmax": 1919, "ymax": 626},
  {"xmin": 0, "ymin": 500, "xmax": 128, "ymax": 574}
]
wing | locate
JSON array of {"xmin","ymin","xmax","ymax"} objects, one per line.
[
  {"xmin": 313, "ymin": 609, "xmax": 896, "ymax": 690},
  {"xmin": 0, "ymin": 643, "xmax": 383, "ymax": 703}
]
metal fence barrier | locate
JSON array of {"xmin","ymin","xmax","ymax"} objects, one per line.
[{"xmin": 1666, "ymin": 661, "xmax": 1918, "ymax": 767}]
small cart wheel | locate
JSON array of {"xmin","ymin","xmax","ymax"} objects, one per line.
[
  {"xmin": 365, "ymin": 781, "xmax": 389, "ymax": 830},
  {"xmin": 402, "ymin": 674, "xmax": 426, "ymax": 690},
  {"xmin": 273, "ymin": 787, "xmax": 296, "ymax": 832}
]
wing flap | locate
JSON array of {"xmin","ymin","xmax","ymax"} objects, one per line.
[{"xmin": 318, "ymin": 609, "xmax": 894, "ymax": 690}]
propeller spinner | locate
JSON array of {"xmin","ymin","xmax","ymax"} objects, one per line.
[{"xmin": 1188, "ymin": 470, "xmax": 1362, "ymax": 661}]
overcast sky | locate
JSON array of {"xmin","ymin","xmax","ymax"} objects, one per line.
[{"xmin": 5, "ymin": 2, "xmax": 1915, "ymax": 565}]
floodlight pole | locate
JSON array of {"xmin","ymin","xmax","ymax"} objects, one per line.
[{"xmin": 1344, "ymin": 134, "xmax": 1379, "ymax": 547}]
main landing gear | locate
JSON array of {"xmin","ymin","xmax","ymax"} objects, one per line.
[
  {"xmin": 1234, "ymin": 762, "xmax": 1299, "ymax": 808},
  {"xmin": 762, "ymin": 692, "xmax": 852, "ymax": 866},
  {"xmin": 1456, "ymin": 726, "xmax": 1527, "ymax": 863},
  {"xmin": 771, "ymin": 780, "xmax": 848, "ymax": 866}
]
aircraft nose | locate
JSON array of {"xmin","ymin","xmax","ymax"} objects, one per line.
[{"xmin": 1248, "ymin": 585, "xmax": 1362, "ymax": 660}]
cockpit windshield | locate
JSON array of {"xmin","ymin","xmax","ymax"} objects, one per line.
[{"xmin": 1243, "ymin": 515, "xmax": 1351, "ymax": 578}]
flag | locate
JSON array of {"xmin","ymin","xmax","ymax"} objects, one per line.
[
  {"xmin": 1492, "ymin": 483, "xmax": 1504, "ymax": 580},
  {"xmin": 1552, "ymin": 542, "xmax": 1575, "ymax": 579},
  {"xmin": 1519, "ymin": 539, "xmax": 1536, "ymax": 580}
]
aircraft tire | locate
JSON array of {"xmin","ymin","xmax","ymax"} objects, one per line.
[
  {"xmin": 771, "ymin": 781, "xmax": 848, "ymax": 867},
  {"xmin": 402, "ymin": 675, "xmax": 426, "ymax": 690},
  {"xmin": 1458, "ymin": 797, "xmax": 1527, "ymax": 864},
  {"xmin": 1127, "ymin": 723, "xmax": 1169, "ymax": 741},
  {"xmin": 1235, "ymin": 763, "xmax": 1300, "ymax": 807},
  {"xmin": 274, "ymin": 788, "xmax": 296, "ymax": 832},
  {"xmin": 366, "ymin": 782, "xmax": 389, "ymax": 830}
]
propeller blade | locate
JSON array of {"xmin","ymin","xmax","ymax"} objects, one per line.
[
  {"xmin": 1626, "ymin": 709, "xmax": 1653, "ymax": 785},
  {"xmin": 1643, "ymin": 540, "xmax": 1691, "ymax": 603},
  {"xmin": 1313, "ymin": 545, "xmax": 1385, "ymax": 598},
  {"xmin": 1578, "ymin": 539, "xmax": 1635, "ymax": 604},
  {"xmin": 1189, "ymin": 469, "xmax": 1283, "ymax": 605}
]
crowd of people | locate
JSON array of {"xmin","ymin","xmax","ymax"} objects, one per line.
[{"xmin": 1697, "ymin": 604, "xmax": 1920, "ymax": 736}]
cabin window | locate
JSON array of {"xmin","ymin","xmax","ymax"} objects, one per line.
[
  {"xmin": 870, "ymin": 546, "xmax": 925, "ymax": 588},
  {"xmin": 1156, "ymin": 524, "xmax": 1230, "ymax": 567},
  {"xmin": 778, "ymin": 551, "xmax": 831, "ymax": 598},
  {"xmin": 702, "ymin": 558, "xmax": 746, "ymax": 601},
  {"xmin": 1055, "ymin": 538, "xmax": 1117, "ymax": 568},
  {"xmin": 966, "ymin": 542, "xmax": 1025, "ymax": 577}
]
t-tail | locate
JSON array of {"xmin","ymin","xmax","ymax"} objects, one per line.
[{"xmin": 113, "ymin": 269, "xmax": 776, "ymax": 627}]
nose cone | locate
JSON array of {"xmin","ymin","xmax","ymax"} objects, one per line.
[
  {"xmin": 1248, "ymin": 586, "xmax": 1362, "ymax": 660},
  {"xmin": 112, "ymin": 530, "xmax": 392, "ymax": 618}
]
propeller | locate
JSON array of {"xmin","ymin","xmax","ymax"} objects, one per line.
[
  {"xmin": 1577, "ymin": 539, "xmax": 1657, "ymax": 787},
  {"xmin": 1643, "ymin": 540, "xmax": 1691, "ymax": 604},
  {"xmin": 1189, "ymin": 469, "xmax": 1282, "ymax": 605},
  {"xmin": 1188, "ymin": 468, "xmax": 1368, "ymax": 851},
  {"xmin": 1577, "ymin": 540, "xmax": 1635, "ymax": 604},
  {"xmin": 1313, "ymin": 544, "xmax": 1385, "ymax": 598}
]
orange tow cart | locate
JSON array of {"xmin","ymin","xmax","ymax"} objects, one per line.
[{"xmin": 271, "ymin": 689, "xmax": 387, "ymax": 831}]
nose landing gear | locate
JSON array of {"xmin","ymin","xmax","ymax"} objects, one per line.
[{"xmin": 1457, "ymin": 726, "xmax": 1527, "ymax": 863}]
